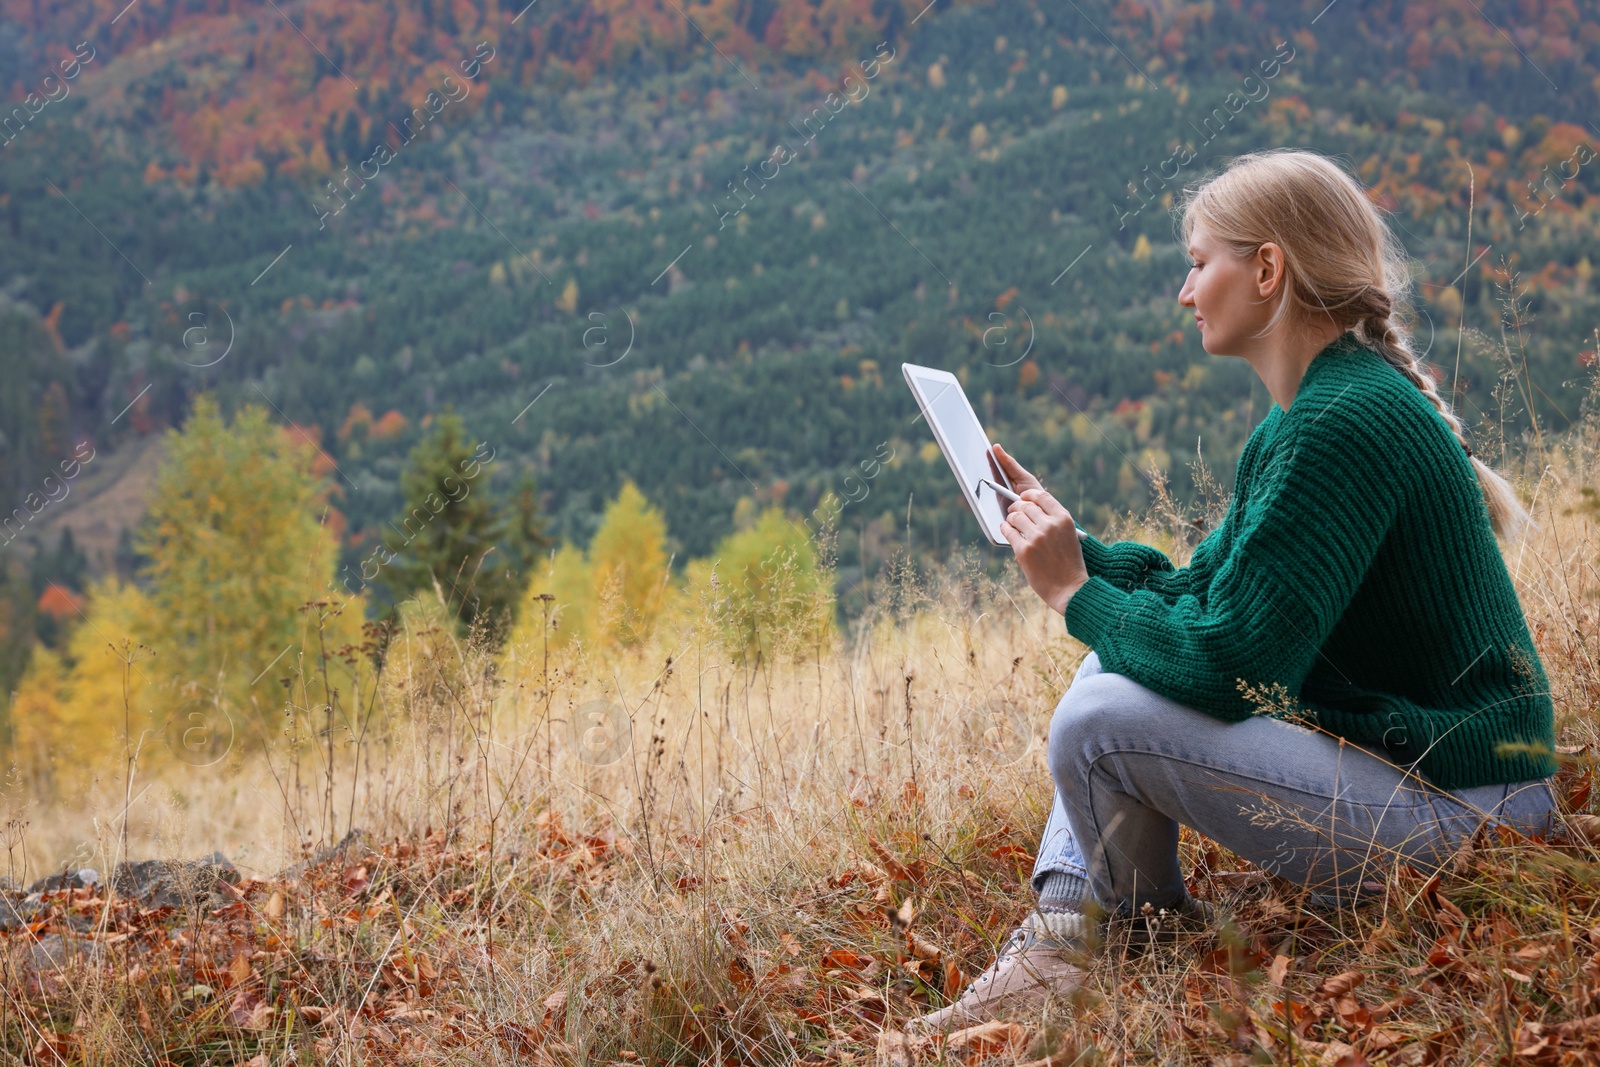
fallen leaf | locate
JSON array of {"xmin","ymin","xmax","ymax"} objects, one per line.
[
  {"xmin": 875, "ymin": 1029, "xmax": 913, "ymax": 1067},
  {"xmin": 844, "ymin": 986, "xmax": 887, "ymax": 1023},
  {"xmin": 868, "ymin": 837, "xmax": 921, "ymax": 884},
  {"xmin": 1201, "ymin": 943, "xmax": 1267, "ymax": 976},
  {"xmin": 541, "ymin": 989, "xmax": 568, "ymax": 1031},
  {"xmin": 341, "ymin": 864, "xmax": 370, "ymax": 894},
  {"xmin": 721, "ymin": 908, "xmax": 750, "ymax": 947},
  {"xmin": 821, "ymin": 948, "xmax": 870, "ymax": 971},
  {"xmin": 1294, "ymin": 1039, "xmax": 1359, "ymax": 1066},
  {"xmin": 1367, "ymin": 1028, "xmax": 1404, "ymax": 1052},
  {"xmin": 1333, "ymin": 993, "xmax": 1372, "ymax": 1030},
  {"xmin": 943, "ymin": 959, "xmax": 965, "ymax": 1001},
  {"xmin": 1553, "ymin": 1014, "xmax": 1600, "ymax": 1038},
  {"xmin": 988, "ymin": 844, "xmax": 1034, "ymax": 862},
  {"xmin": 947, "ymin": 1020, "xmax": 1029, "ymax": 1056},
  {"xmin": 1266, "ymin": 954, "xmax": 1291, "ymax": 988},
  {"xmin": 1566, "ymin": 814, "xmax": 1600, "ymax": 843},
  {"xmin": 1211, "ymin": 870, "xmax": 1269, "ymax": 889},
  {"xmin": 854, "ymin": 863, "xmax": 892, "ymax": 887},
  {"xmin": 1516, "ymin": 1032, "xmax": 1552, "ymax": 1058},
  {"xmin": 31, "ymin": 1031, "xmax": 71, "ymax": 1064},
  {"xmin": 1433, "ymin": 892, "xmax": 1467, "ymax": 926},
  {"xmin": 497, "ymin": 1022, "xmax": 538, "ymax": 1056},
  {"xmin": 1314, "ymin": 971, "xmax": 1365, "ymax": 1000}
]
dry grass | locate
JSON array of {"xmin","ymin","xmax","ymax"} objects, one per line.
[{"xmin": 3, "ymin": 333, "xmax": 1599, "ymax": 1065}]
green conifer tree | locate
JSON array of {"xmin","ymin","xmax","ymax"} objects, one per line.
[{"xmin": 383, "ymin": 410, "xmax": 547, "ymax": 635}]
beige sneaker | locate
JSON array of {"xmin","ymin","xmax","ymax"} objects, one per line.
[{"xmin": 906, "ymin": 910, "xmax": 1091, "ymax": 1034}]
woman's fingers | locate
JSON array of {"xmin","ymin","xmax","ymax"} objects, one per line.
[
  {"xmin": 1020, "ymin": 488, "xmax": 1069, "ymax": 518},
  {"xmin": 990, "ymin": 442, "xmax": 1043, "ymax": 491},
  {"xmin": 1004, "ymin": 502, "xmax": 1043, "ymax": 531}
]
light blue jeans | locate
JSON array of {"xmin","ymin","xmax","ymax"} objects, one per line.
[{"xmin": 1031, "ymin": 651, "xmax": 1559, "ymax": 912}]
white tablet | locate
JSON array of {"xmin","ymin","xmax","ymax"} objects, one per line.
[{"xmin": 902, "ymin": 363, "xmax": 1015, "ymax": 546}]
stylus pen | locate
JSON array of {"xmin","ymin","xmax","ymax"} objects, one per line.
[
  {"xmin": 981, "ymin": 479, "xmax": 1087, "ymax": 535},
  {"xmin": 978, "ymin": 478, "xmax": 1021, "ymax": 505}
]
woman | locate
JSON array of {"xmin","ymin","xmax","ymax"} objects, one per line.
[{"xmin": 911, "ymin": 148, "xmax": 1560, "ymax": 1032}]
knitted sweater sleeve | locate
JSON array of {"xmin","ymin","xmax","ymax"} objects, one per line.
[
  {"xmin": 1062, "ymin": 404, "xmax": 1407, "ymax": 722},
  {"xmin": 1077, "ymin": 531, "xmax": 1197, "ymax": 600}
]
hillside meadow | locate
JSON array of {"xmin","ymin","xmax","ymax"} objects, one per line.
[{"xmin": 2, "ymin": 351, "xmax": 1597, "ymax": 1065}]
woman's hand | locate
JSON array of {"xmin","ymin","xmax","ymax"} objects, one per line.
[
  {"xmin": 992, "ymin": 444, "xmax": 1089, "ymax": 615},
  {"xmin": 990, "ymin": 442, "xmax": 1042, "ymax": 494}
]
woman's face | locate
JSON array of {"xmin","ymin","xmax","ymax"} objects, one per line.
[{"xmin": 1178, "ymin": 222, "xmax": 1277, "ymax": 356}]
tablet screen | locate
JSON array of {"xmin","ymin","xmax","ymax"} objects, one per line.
[{"xmin": 902, "ymin": 364, "xmax": 1012, "ymax": 545}]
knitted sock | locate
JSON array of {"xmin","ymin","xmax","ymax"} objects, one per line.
[
  {"xmin": 1035, "ymin": 869, "xmax": 1091, "ymax": 914},
  {"xmin": 1028, "ymin": 906, "xmax": 1092, "ymax": 945}
]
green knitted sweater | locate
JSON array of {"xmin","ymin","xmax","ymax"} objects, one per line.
[{"xmin": 1062, "ymin": 333, "xmax": 1557, "ymax": 790}]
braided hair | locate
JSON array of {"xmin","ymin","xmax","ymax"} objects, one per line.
[{"xmin": 1176, "ymin": 149, "xmax": 1531, "ymax": 540}]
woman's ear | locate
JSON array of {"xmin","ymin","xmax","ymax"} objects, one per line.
[{"xmin": 1254, "ymin": 241, "xmax": 1286, "ymax": 299}]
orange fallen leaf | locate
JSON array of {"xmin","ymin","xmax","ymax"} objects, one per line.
[
  {"xmin": 822, "ymin": 948, "xmax": 869, "ymax": 970},
  {"xmin": 728, "ymin": 955, "xmax": 755, "ymax": 991},
  {"xmin": 908, "ymin": 932, "xmax": 941, "ymax": 961},
  {"xmin": 1314, "ymin": 970, "xmax": 1365, "ymax": 1000},
  {"xmin": 867, "ymin": 836, "xmax": 920, "ymax": 884},
  {"xmin": 947, "ymin": 1020, "xmax": 1028, "ymax": 1057},
  {"xmin": 943, "ymin": 959, "xmax": 965, "ymax": 1000},
  {"xmin": 988, "ymin": 844, "xmax": 1034, "ymax": 862}
]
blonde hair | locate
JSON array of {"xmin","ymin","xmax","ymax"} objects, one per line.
[{"xmin": 1176, "ymin": 148, "xmax": 1532, "ymax": 541}]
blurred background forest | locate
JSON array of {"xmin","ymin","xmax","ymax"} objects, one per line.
[{"xmin": 2, "ymin": 0, "xmax": 1599, "ymax": 766}]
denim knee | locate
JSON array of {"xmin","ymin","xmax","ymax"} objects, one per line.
[{"xmin": 1046, "ymin": 672, "xmax": 1139, "ymax": 800}]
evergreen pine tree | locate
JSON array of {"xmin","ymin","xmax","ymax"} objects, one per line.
[{"xmin": 384, "ymin": 411, "xmax": 547, "ymax": 635}]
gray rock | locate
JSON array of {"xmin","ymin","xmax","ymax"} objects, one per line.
[
  {"xmin": 111, "ymin": 851, "xmax": 239, "ymax": 909},
  {"xmin": 24, "ymin": 867, "xmax": 99, "ymax": 894},
  {"xmin": 14, "ymin": 933, "xmax": 105, "ymax": 974},
  {"xmin": 274, "ymin": 828, "xmax": 376, "ymax": 881},
  {"xmin": 0, "ymin": 892, "xmax": 41, "ymax": 932}
]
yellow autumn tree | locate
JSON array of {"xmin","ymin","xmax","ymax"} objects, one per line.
[
  {"xmin": 132, "ymin": 395, "xmax": 366, "ymax": 753},
  {"xmin": 14, "ymin": 398, "xmax": 370, "ymax": 795},
  {"xmin": 505, "ymin": 480, "xmax": 672, "ymax": 654},
  {"xmin": 681, "ymin": 506, "xmax": 835, "ymax": 663},
  {"xmin": 11, "ymin": 576, "xmax": 155, "ymax": 793},
  {"xmin": 589, "ymin": 480, "xmax": 672, "ymax": 648}
]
